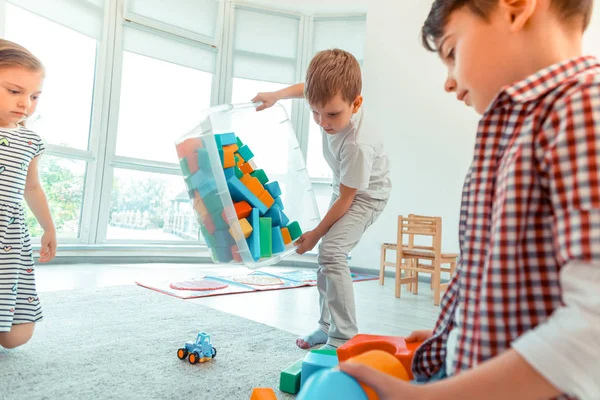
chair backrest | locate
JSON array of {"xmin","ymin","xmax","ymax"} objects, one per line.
[{"xmin": 397, "ymin": 215, "xmax": 442, "ymax": 260}]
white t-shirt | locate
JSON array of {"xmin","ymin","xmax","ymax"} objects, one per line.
[{"xmin": 322, "ymin": 108, "xmax": 391, "ymax": 200}]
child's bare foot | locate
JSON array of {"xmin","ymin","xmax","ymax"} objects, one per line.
[{"xmin": 296, "ymin": 328, "xmax": 328, "ymax": 349}]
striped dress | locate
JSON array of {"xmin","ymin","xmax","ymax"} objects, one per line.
[{"xmin": 0, "ymin": 125, "xmax": 45, "ymax": 332}]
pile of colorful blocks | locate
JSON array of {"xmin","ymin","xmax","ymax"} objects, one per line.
[{"xmin": 176, "ymin": 132, "xmax": 303, "ymax": 263}]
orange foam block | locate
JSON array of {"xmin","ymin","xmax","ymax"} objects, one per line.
[
  {"xmin": 240, "ymin": 162, "xmax": 255, "ymax": 174},
  {"xmin": 250, "ymin": 388, "xmax": 277, "ymax": 400},
  {"xmin": 186, "ymin": 151, "xmax": 199, "ymax": 175},
  {"xmin": 347, "ymin": 350, "xmax": 409, "ymax": 399},
  {"xmin": 258, "ymin": 191, "xmax": 275, "ymax": 209},
  {"xmin": 281, "ymin": 227, "xmax": 292, "ymax": 245},
  {"xmin": 337, "ymin": 335, "xmax": 422, "ymax": 380},
  {"xmin": 222, "ymin": 145, "xmax": 236, "ymax": 168},
  {"xmin": 176, "ymin": 137, "xmax": 203, "ymax": 159},
  {"xmin": 240, "ymin": 174, "xmax": 265, "ymax": 198},
  {"xmin": 234, "ymin": 201, "xmax": 252, "ymax": 219}
]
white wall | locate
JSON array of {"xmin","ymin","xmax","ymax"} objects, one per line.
[{"xmin": 350, "ymin": 0, "xmax": 600, "ymax": 270}]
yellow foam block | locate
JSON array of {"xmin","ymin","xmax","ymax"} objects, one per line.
[
  {"xmin": 258, "ymin": 191, "xmax": 275, "ymax": 209},
  {"xmin": 281, "ymin": 227, "xmax": 292, "ymax": 245},
  {"xmin": 239, "ymin": 218, "xmax": 252, "ymax": 239}
]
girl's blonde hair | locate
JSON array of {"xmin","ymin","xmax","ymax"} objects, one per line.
[
  {"xmin": 0, "ymin": 39, "xmax": 44, "ymax": 126},
  {"xmin": 0, "ymin": 39, "xmax": 43, "ymax": 72}
]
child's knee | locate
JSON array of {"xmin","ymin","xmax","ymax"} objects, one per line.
[{"xmin": 0, "ymin": 323, "xmax": 35, "ymax": 349}]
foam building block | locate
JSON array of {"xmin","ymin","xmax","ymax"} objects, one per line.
[
  {"xmin": 264, "ymin": 204, "xmax": 283, "ymax": 227},
  {"xmin": 297, "ymin": 369, "xmax": 367, "ymax": 400},
  {"xmin": 234, "ymin": 201, "xmax": 252, "ymax": 219},
  {"xmin": 264, "ymin": 182, "xmax": 281, "ymax": 199},
  {"xmin": 258, "ymin": 191, "xmax": 275, "ymax": 210},
  {"xmin": 227, "ymin": 176, "xmax": 268, "ymax": 215},
  {"xmin": 280, "ymin": 210, "xmax": 290, "ymax": 227},
  {"xmin": 348, "ymin": 350, "xmax": 409, "ymax": 399},
  {"xmin": 280, "ymin": 358, "xmax": 303, "ymax": 395},
  {"xmin": 300, "ymin": 351, "xmax": 339, "ymax": 387},
  {"xmin": 186, "ymin": 152, "xmax": 200, "ymax": 176},
  {"xmin": 203, "ymin": 191, "xmax": 223, "ymax": 215},
  {"xmin": 311, "ymin": 349, "xmax": 338, "ymax": 357},
  {"xmin": 211, "ymin": 210, "xmax": 229, "ymax": 231},
  {"xmin": 237, "ymin": 145, "xmax": 254, "ymax": 161},
  {"xmin": 280, "ymin": 227, "xmax": 292, "ymax": 245},
  {"xmin": 240, "ymin": 174, "xmax": 265, "ymax": 198},
  {"xmin": 287, "ymin": 221, "xmax": 302, "ymax": 241},
  {"xmin": 193, "ymin": 191, "xmax": 208, "ymax": 218},
  {"xmin": 272, "ymin": 226, "xmax": 285, "ymax": 254},
  {"xmin": 337, "ymin": 335, "xmax": 420, "ymax": 380},
  {"xmin": 236, "ymin": 136, "xmax": 243, "ymax": 148},
  {"xmin": 240, "ymin": 162, "xmax": 254, "ymax": 174},
  {"xmin": 215, "ymin": 132, "xmax": 236, "ymax": 147},
  {"xmin": 187, "ymin": 169, "xmax": 216, "ymax": 197},
  {"xmin": 223, "ymin": 167, "xmax": 235, "ymax": 180},
  {"xmin": 247, "ymin": 208, "xmax": 260, "ymax": 261},
  {"xmin": 240, "ymin": 218, "xmax": 253, "ymax": 239},
  {"xmin": 250, "ymin": 388, "xmax": 277, "ymax": 400},
  {"xmin": 234, "ymin": 165, "xmax": 244, "ymax": 179},
  {"xmin": 214, "ymin": 246, "xmax": 233, "ymax": 263},
  {"xmin": 176, "ymin": 137, "xmax": 203, "ymax": 159},
  {"xmin": 203, "ymin": 214, "xmax": 216, "ymax": 235},
  {"xmin": 251, "ymin": 169, "xmax": 269, "ymax": 185},
  {"xmin": 197, "ymin": 148, "xmax": 211, "ymax": 171},
  {"xmin": 179, "ymin": 158, "xmax": 191, "ymax": 178},
  {"xmin": 259, "ymin": 218, "xmax": 272, "ymax": 258},
  {"xmin": 221, "ymin": 145, "xmax": 236, "ymax": 168},
  {"xmin": 274, "ymin": 196, "xmax": 284, "ymax": 210},
  {"xmin": 214, "ymin": 229, "xmax": 234, "ymax": 247}
]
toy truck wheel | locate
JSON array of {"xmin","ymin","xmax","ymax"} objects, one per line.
[
  {"xmin": 189, "ymin": 352, "xmax": 200, "ymax": 364},
  {"xmin": 211, "ymin": 347, "xmax": 217, "ymax": 358},
  {"xmin": 177, "ymin": 348, "xmax": 188, "ymax": 360}
]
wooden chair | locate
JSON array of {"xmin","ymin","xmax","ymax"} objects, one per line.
[{"xmin": 379, "ymin": 215, "xmax": 458, "ymax": 305}]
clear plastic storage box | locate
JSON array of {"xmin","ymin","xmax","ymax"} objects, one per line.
[{"xmin": 175, "ymin": 103, "xmax": 321, "ymax": 269}]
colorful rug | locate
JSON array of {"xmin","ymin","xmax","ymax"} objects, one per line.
[{"xmin": 136, "ymin": 269, "xmax": 378, "ymax": 300}]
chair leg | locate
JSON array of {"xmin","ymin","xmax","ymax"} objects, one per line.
[
  {"xmin": 395, "ymin": 264, "xmax": 401, "ymax": 298},
  {"xmin": 413, "ymin": 270, "xmax": 419, "ymax": 295},
  {"xmin": 379, "ymin": 246, "xmax": 386, "ymax": 285},
  {"xmin": 433, "ymin": 262, "xmax": 441, "ymax": 306}
]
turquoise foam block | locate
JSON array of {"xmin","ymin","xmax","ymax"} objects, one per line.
[
  {"xmin": 264, "ymin": 181, "xmax": 282, "ymax": 198},
  {"xmin": 301, "ymin": 352, "xmax": 339, "ymax": 387},
  {"xmin": 214, "ymin": 229, "xmax": 234, "ymax": 247},
  {"xmin": 280, "ymin": 210, "xmax": 290, "ymax": 227},
  {"xmin": 215, "ymin": 132, "xmax": 236, "ymax": 147},
  {"xmin": 226, "ymin": 175, "xmax": 267, "ymax": 215},
  {"xmin": 246, "ymin": 208, "xmax": 260, "ymax": 261},
  {"xmin": 202, "ymin": 191, "xmax": 223, "ymax": 215},
  {"xmin": 197, "ymin": 148, "xmax": 211, "ymax": 172},
  {"xmin": 264, "ymin": 204, "xmax": 283, "ymax": 227},
  {"xmin": 223, "ymin": 167, "xmax": 235, "ymax": 180},
  {"xmin": 272, "ymin": 226, "xmax": 285, "ymax": 254},
  {"xmin": 274, "ymin": 196, "xmax": 284, "ymax": 210},
  {"xmin": 214, "ymin": 246, "xmax": 233, "ymax": 263},
  {"xmin": 237, "ymin": 145, "xmax": 254, "ymax": 161},
  {"xmin": 297, "ymin": 369, "xmax": 367, "ymax": 400},
  {"xmin": 187, "ymin": 169, "xmax": 217, "ymax": 197}
]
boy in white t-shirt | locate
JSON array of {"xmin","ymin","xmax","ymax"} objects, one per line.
[{"xmin": 253, "ymin": 49, "xmax": 391, "ymax": 349}]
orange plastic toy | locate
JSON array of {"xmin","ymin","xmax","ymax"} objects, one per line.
[
  {"xmin": 250, "ymin": 388, "xmax": 277, "ymax": 400},
  {"xmin": 337, "ymin": 335, "xmax": 423, "ymax": 380},
  {"xmin": 347, "ymin": 350, "xmax": 409, "ymax": 399}
]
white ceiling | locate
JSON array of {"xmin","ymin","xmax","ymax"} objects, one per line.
[{"xmin": 239, "ymin": 0, "xmax": 368, "ymax": 15}]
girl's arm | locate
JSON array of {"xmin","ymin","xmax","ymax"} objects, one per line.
[{"xmin": 24, "ymin": 156, "xmax": 56, "ymax": 262}]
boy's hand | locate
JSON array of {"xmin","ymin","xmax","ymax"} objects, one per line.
[
  {"xmin": 407, "ymin": 330, "xmax": 433, "ymax": 343},
  {"xmin": 294, "ymin": 230, "xmax": 321, "ymax": 255},
  {"xmin": 39, "ymin": 229, "xmax": 56, "ymax": 263},
  {"xmin": 339, "ymin": 362, "xmax": 424, "ymax": 400},
  {"xmin": 251, "ymin": 92, "xmax": 280, "ymax": 111}
]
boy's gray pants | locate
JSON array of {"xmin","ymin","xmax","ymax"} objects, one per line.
[{"xmin": 317, "ymin": 193, "xmax": 388, "ymax": 347}]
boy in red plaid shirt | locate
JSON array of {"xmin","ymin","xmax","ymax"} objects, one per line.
[{"xmin": 340, "ymin": 0, "xmax": 599, "ymax": 399}]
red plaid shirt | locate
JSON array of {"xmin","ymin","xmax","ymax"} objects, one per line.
[{"xmin": 412, "ymin": 56, "xmax": 600, "ymax": 397}]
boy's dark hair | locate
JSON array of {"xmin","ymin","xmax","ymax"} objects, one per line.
[{"xmin": 421, "ymin": 0, "xmax": 594, "ymax": 51}]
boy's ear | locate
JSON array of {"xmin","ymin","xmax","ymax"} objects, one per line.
[
  {"xmin": 499, "ymin": 0, "xmax": 537, "ymax": 32},
  {"xmin": 352, "ymin": 95, "xmax": 363, "ymax": 113}
]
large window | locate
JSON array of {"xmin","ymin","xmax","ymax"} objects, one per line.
[
  {"xmin": 0, "ymin": 0, "xmax": 366, "ymax": 247},
  {"xmin": 3, "ymin": 0, "xmax": 103, "ymax": 241}
]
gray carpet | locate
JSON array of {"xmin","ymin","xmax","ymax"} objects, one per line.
[{"xmin": 0, "ymin": 285, "xmax": 306, "ymax": 400}]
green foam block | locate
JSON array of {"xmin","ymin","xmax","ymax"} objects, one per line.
[
  {"xmin": 287, "ymin": 221, "xmax": 302, "ymax": 241},
  {"xmin": 310, "ymin": 348, "xmax": 338, "ymax": 357},
  {"xmin": 250, "ymin": 169, "xmax": 269, "ymax": 185},
  {"xmin": 279, "ymin": 358, "xmax": 303, "ymax": 394},
  {"xmin": 259, "ymin": 217, "xmax": 272, "ymax": 258}
]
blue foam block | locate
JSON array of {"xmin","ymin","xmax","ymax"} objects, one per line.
[
  {"xmin": 297, "ymin": 369, "xmax": 367, "ymax": 400},
  {"xmin": 197, "ymin": 148, "xmax": 211, "ymax": 171},
  {"xmin": 226, "ymin": 175, "xmax": 267, "ymax": 215},
  {"xmin": 274, "ymin": 196, "xmax": 284, "ymax": 210},
  {"xmin": 264, "ymin": 204, "xmax": 283, "ymax": 227},
  {"xmin": 188, "ymin": 169, "xmax": 217, "ymax": 197},
  {"xmin": 215, "ymin": 229, "xmax": 235, "ymax": 247},
  {"xmin": 246, "ymin": 208, "xmax": 260, "ymax": 261},
  {"xmin": 301, "ymin": 352, "xmax": 339, "ymax": 387},
  {"xmin": 264, "ymin": 181, "xmax": 282, "ymax": 198},
  {"xmin": 214, "ymin": 246, "xmax": 233, "ymax": 263},
  {"xmin": 237, "ymin": 145, "xmax": 254, "ymax": 161},
  {"xmin": 280, "ymin": 210, "xmax": 290, "ymax": 227},
  {"xmin": 272, "ymin": 226, "xmax": 285, "ymax": 254},
  {"xmin": 223, "ymin": 167, "xmax": 235, "ymax": 180},
  {"xmin": 215, "ymin": 132, "xmax": 236, "ymax": 147}
]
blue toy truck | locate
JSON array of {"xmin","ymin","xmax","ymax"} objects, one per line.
[{"xmin": 177, "ymin": 332, "xmax": 217, "ymax": 364}]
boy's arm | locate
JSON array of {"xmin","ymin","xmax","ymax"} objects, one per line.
[
  {"xmin": 294, "ymin": 183, "xmax": 356, "ymax": 254},
  {"xmin": 252, "ymin": 83, "xmax": 305, "ymax": 111}
]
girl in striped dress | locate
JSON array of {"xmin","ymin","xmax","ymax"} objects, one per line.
[{"xmin": 0, "ymin": 39, "xmax": 56, "ymax": 349}]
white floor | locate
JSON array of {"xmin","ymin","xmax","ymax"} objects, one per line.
[{"xmin": 35, "ymin": 263, "xmax": 440, "ymax": 338}]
